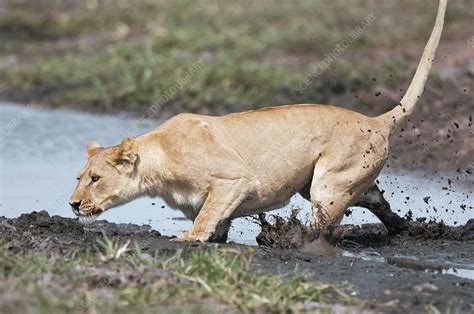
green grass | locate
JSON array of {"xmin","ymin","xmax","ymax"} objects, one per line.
[
  {"xmin": 0, "ymin": 0, "xmax": 472, "ymax": 114},
  {"xmin": 0, "ymin": 236, "xmax": 359, "ymax": 313}
]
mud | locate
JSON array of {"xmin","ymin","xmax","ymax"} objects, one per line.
[
  {"xmin": 256, "ymin": 209, "xmax": 307, "ymax": 249},
  {"xmin": 1, "ymin": 211, "xmax": 473, "ymax": 313}
]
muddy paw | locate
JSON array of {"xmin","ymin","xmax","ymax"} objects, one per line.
[
  {"xmin": 301, "ymin": 236, "xmax": 341, "ymax": 257},
  {"xmin": 175, "ymin": 230, "xmax": 211, "ymax": 242}
]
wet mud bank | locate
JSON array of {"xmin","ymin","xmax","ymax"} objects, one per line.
[{"xmin": 1, "ymin": 211, "xmax": 473, "ymax": 313}]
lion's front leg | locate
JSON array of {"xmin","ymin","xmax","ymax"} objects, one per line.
[
  {"xmin": 177, "ymin": 220, "xmax": 230, "ymax": 242},
  {"xmin": 177, "ymin": 177, "xmax": 255, "ymax": 242}
]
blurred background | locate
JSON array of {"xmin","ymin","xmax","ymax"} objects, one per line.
[{"xmin": 0, "ymin": 0, "xmax": 472, "ymax": 242}]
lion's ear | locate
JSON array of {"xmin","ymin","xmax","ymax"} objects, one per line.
[
  {"xmin": 86, "ymin": 141, "xmax": 102, "ymax": 159},
  {"xmin": 114, "ymin": 137, "xmax": 138, "ymax": 174},
  {"xmin": 119, "ymin": 137, "xmax": 138, "ymax": 163}
]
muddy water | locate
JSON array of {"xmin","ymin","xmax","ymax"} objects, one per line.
[
  {"xmin": 342, "ymin": 251, "xmax": 474, "ymax": 280},
  {"xmin": 0, "ymin": 102, "xmax": 472, "ymax": 244}
]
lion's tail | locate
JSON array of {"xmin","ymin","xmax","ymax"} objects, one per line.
[{"xmin": 379, "ymin": 0, "xmax": 447, "ymax": 134}]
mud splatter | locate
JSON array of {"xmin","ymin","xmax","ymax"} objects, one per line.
[
  {"xmin": 255, "ymin": 209, "xmax": 307, "ymax": 249},
  {"xmin": 254, "ymin": 209, "xmax": 474, "ymax": 251}
]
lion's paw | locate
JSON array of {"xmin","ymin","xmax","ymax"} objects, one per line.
[{"xmin": 174, "ymin": 230, "xmax": 211, "ymax": 242}]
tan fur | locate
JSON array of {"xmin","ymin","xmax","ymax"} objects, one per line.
[{"xmin": 70, "ymin": 0, "xmax": 447, "ymax": 243}]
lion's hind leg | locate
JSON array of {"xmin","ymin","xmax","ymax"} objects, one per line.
[
  {"xmin": 308, "ymin": 172, "xmax": 370, "ymax": 238},
  {"xmin": 354, "ymin": 183, "xmax": 408, "ymax": 234},
  {"xmin": 301, "ymin": 180, "xmax": 407, "ymax": 236},
  {"xmin": 306, "ymin": 150, "xmax": 385, "ymax": 245}
]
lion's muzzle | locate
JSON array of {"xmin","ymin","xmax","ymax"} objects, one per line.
[{"xmin": 69, "ymin": 201, "xmax": 81, "ymax": 216}]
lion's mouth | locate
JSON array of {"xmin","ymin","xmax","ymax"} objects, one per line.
[
  {"xmin": 75, "ymin": 205, "xmax": 103, "ymax": 225},
  {"xmin": 78, "ymin": 213, "xmax": 99, "ymax": 225}
]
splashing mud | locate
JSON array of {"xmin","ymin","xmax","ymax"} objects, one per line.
[
  {"xmin": 254, "ymin": 208, "xmax": 474, "ymax": 252},
  {"xmin": 256, "ymin": 209, "xmax": 307, "ymax": 249},
  {"xmin": 255, "ymin": 209, "xmax": 343, "ymax": 256}
]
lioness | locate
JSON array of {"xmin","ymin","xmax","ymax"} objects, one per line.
[{"xmin": 70, "ymin": 0, "xmax": 447, "ymax": 247}]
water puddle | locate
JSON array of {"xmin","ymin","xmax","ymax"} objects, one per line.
[
  {"xmin": 387, "ymin": 256, "xmax": 474, "ymax": 280},
  {"xmin": 0, "ymin": 102, "xmax": 472, "ymax": 245},
  {"xmin": 342, "ymin": 251, "xmax": 474, "ymax": 280}
]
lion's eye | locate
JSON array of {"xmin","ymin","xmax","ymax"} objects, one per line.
[
  {"xmin": 76, "ymin": 177, "xmax": 80, "ymax": 181},
  {"xmin": 91, "ymin": 176, "xmax": 100, "ymax": 183}
]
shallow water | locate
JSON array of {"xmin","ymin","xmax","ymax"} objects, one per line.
[
  {"xmin": 342, "ymin": 251, "xmax": 474, "ymax": 280},
  {"xmin": 0, "ymin": 102, "xmax": 472, "ymax": 244}
]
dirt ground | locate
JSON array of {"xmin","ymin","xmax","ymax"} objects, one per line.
[{"xmin": 1, "ymin": 211, "xmax": 473, "ymax": 313}]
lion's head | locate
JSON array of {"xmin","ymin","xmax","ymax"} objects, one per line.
[{"xmin": 69, "ymin": 137, "xmax": 139, "ymax": 222}]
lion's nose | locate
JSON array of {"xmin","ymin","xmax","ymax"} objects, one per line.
[{"xmin": 69, "ymin": 201, "xmax": 81, "ymax": 210}]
